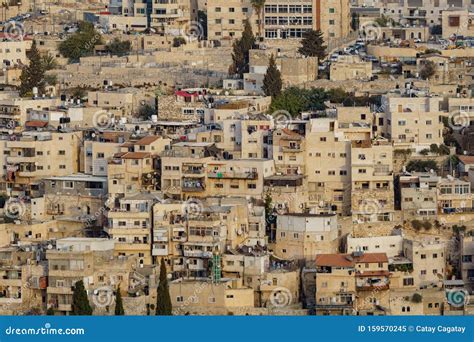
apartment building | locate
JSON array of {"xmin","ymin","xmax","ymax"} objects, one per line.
[
  {"xmin": 83, "ymin": 132, "xmax": 131, "ymax": 176},
  {"xmin": 108, "ymin": 136, "xmax": 169, "ymax": 198},
  {"xmin": 152, "ymin": 197, "xmax": 265, "ymax": 277},
  {"xmin": 441, "ymin": 8, "xmax": 474, "ymax": 39},
  {"xmin": 351, "ymin": 139, "xmax": 394, "ymax": 223},
  {"xmin": 305, "ymin": 118, "xmax": 351, "ymax": 215},
  {"xmin": 403, "ymin": 239, "xmax": 446, "ymax": 289},
  {"xmin": 241, "ymin": 116, "xmax": 273, "ymax": 159},
  {"xmin": 0, "ymin": 97, "xmax": 61, "ymax": 133},
  {"xmin": 399, "ymin": 172, "xmax": 440, "ymax": 220},
  {"xmin": 2, "ymin": 131, "xmax": 82, "ymax": 188},
  {"xmin": 380, "ymin": 0, "xmax": 467, "ymax": 26},
  {"xmin": 150, "ymin": 0, "xmax": 198, "ymax": 34},
  {"xmin": 272, "ymin": 128, "xmax": 305, "ymax": 175},
  {"xmin": 315, "ymin": 252, "xmax": 389, "ymax": 315},
  {"xmin": 207, "ymin": 0, "xmax": 257, "ymax": 41},
  {"xmin": 108, "ymin": 192, "xmax": 158, "ymax": 265},
  {"xmin": 437, "ymin": 177, "xmax": 473, "ymax": 215},
  {"xmin": 46, "ymin": 238, "xmax": 137, "ymax": 315},
  {"xmin": 206, "ymin": 158, "xmax": 275, "ymax": 199},
  {"xmin": 41, "ymin": 174, "xmax": 108, "ymax": 225},
  {"xmin": 263, "ymin": 0, "xmax": 351, "ymax": 41},
  {"xmin": 346, "ymin": 232, "xmax": 403, "ymax": 258},
  {"xmin": 0, "ymin": 39, "xmax": 29, "ymax": 67},
  {"xmin": 380, "ymin": 94, "xmax": 444, "ymax": 151},
  {"xmin": 207, "ymin": 0, "xmax": 351, "ymax": 42},
  {"xmin": 0, "ymin": 246, "xmax": 47, "ymax": 315},
  {"xmin": 275, "ymin": 213, "xmax": 338, "ymax": 261},
  {"xmin": 160, "ymin": 142, "xmax": 219, "ymax": 199}
]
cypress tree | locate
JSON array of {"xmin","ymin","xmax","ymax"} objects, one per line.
[
  {"xmin": 229, "ymin": 19, "xmax": 255, "ymax": 77},
  {"xmin": 240, "ymin": 19, "xmax": 255, "ymax": 52},
  {"xmin": 114, "ymin": 285, "xmax": 125, "ymax": 315},
  {"xmin": 262, "ymin": 54, "xmax": 282, "ymax": 97},
  {"xmin": 19, "ymin": 40, "xmax": 45, "ymax": 97},
  {"xmin": 298, "ymin": 30, "xmax": 327, "ymax": 61},
  {"xmin": 71, "ymin": 280, "xmax": 93, "ymax": 315},
  {"xmin": 156, "ymin": 259, "xmax": 172, "ymax": 315}
]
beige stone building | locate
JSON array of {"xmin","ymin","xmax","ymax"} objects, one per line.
[
  {"xmin": 46, "ymin": 238, "xmax": 137, "ymax": 315},
  {"xmin": 207, "ymin": 0, "xmax": 257, "ymax": 41},
  {"xmin": 330, "ymin": 55, "xmax": 373, "ymax": 81},
  {"xmin": 245, "ymin": 49, "xmax": 318, "ymax": 93},
  {"xmin": 441, "ymin": 8, "xmax": 474, "ymax": 39},
  {"xmin": 315, "ymin": 252, "xmax": 389, "ymax": 315},
  {"xmin": 0, "ymin": 246, "xmax": 47, "ymax": 315},
  {"xmin": 1, "ymin": 131, "xmax": 82, "ymax": 190},
  {"xmin": 107, "ymin": 192, "xmax": 158, "ymax": 265},
  {"xmin": 108, "ymin": 135, "xmax": 170, "ymax": 198},
  {"xmin": 399, "ymin": 172, "xmax": 439, "ymax": 220},
  {"xmin": 305, "ymin": 118, "xmax": 351, "ymax": 215},
  {"xmin": 403, "ymin": 239, "xmax": 446, "ymax": 289},
  {"xmin": 275, "ymin": 213, "xmax": 338, "ymax": 261},
  {"xmin": 263, "ymin": 0, "xmax": 351, "ymax": 41},
  {"xmin": 380, "ymin": 94, "xmax": 444, "ymax": 151},
  {"xmin": 169, "ymin": 278, "xmax": 255, "ymax": 314},
  {"xmin": 351, "ymin": 138, "xmax": 394, "ymax": 224}
]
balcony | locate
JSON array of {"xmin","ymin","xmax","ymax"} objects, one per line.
[
  {"xmin": 152, "ymin": 244, "xmax": 169, "ymax": 256},
  {"xmin": 207, "ymin": 171, "xmax": 258, "ymax": 180},
  {"xmin": 182, "ymin": 167, "xmax": 205, "ymax": 177},
  {"xmin": 182, "ymin": 182, "xmax": 205, "ymax": 192},
  {"xmin": 154, "ymin": 230, "xmax": 169, "ymax": 242},
  {"xmin": 183, "ymin": 249, "xmax": 213, "ymax": 258},
  {"xmin": 281, "ymin": 145, "xmax": 302, "ymax": 152},
  {"xmin": 47, "ymin": 286, "xmax": 73, "ymax": 295}
]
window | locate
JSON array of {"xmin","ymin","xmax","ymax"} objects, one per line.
[
  {"xmin": 247, "ymin": 183, "xmax": 256, "ymax": 189},
  {"xmin": 403, "ymin": 278, "xmax": 414, "ymax": 286},
  {"xmin": 58, "ymin": 150, "xmax": 66, "ymax": 155},
  {"xmin": 63, "ymin": 181, "xmax": 74, "ymax": 189},
  {"xmin": 215, "ymin": 7, "xmax": 221, "ymax": 12},
  {"xmin": 176, "ymin": 296, "xmax": 184, "ymax": 302}
]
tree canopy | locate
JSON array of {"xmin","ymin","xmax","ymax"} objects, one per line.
[
  {"xmin": 156, "ymin": 258, "xmax": 172, "ymax": 315},
  {"xmin": 19, "ymin": 41, "xmax": 45, "ymax": 97},
  {"xmin": 262, "ymin": 54, "xmax": 282, "ymax": 97},
  {"xmin": 71, "ymin": 280, "xmax": 93, "ymax": 315},
  {"xmin": 59, "ymin": 22, "xmax": 103, "ymax": 61},
  {"xmin": 298, "ymin": 30, "xmax": 327, "ymax": 61}
]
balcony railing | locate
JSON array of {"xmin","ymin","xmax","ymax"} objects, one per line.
[{"xmin": 207, "ymin": 171, "xmax": 257, "ymax": 180}]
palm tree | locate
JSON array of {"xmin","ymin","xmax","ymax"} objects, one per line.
[{"xmin": 251, "ymin": 0, "xmax": 265, "ymax": 38}]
